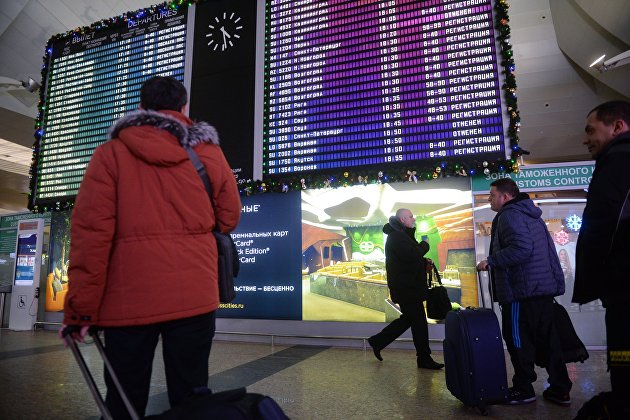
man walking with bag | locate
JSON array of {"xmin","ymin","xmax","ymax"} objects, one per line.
[
  {"xmin": 367, "ymin": 208, "xmax": 444, "ymax": 370},
  {"xmin": 60, "ymin": 76, "xmax": 241, "ymax": 419},
  {"xmin": 477, "ymin": 179, "xmax": 571, "ymax": 406}
]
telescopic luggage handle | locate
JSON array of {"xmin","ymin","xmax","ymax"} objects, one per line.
[
  {"xmin": 477, "ymin": 269, "xmax": 496, "ymax": 311},
  {"xmin": 63, "ymin": 328, "xmax": 140, "ymax": 420}
]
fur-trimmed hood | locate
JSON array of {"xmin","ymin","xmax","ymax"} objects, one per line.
[
  {"xmin": 107, "ymin": 109, "xmax": 220, "ymax": 166},
  {"xmin": 109, "ymin": 109, "xmax": 219, "ymax": 146}
]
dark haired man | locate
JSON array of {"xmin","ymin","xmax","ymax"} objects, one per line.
[
  {"xmin": 477, "ymin": 178, "xmax": 571, "ymax": 406},
  {"xmin": 573, "ymin": 100, "xmax": 630, "ymax": 418},
  {"xmin": 59, "ymin": 76, "xmax": 241, "ymax": 418}
]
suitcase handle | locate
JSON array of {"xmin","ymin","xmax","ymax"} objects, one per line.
[
  {"xmin": 64, "ymin": 329, "xmax": 140, "ymax": 420},
  {"xmin": 477, "ymin": 270, "xmax": 496, "ymax": 311}
]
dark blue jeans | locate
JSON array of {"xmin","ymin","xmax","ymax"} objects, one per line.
[{"xmin": 103, "ymin": 311, "xmax": 216, "ymax": 419}]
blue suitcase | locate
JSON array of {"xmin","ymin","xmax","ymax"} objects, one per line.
[{"xmin": 443, "ymin": 272, "xmax": 508, "ymax": 415}]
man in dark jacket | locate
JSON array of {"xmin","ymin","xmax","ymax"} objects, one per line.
[
  {"xmin": 477, "ymin": 179, "xmax": 571, "ymax": 406},
  {"xmin": 367, "ymin": 208, "xmax": 444, "ymax": 369},
  {"xmin": 573, "ymin": 100, "xmax": 630, "ymax": 418}
]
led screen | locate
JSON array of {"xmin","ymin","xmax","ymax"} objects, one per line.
[
  {"xmin": 31, "ymin": 8, "xmax": 188, "ymax": 210},
  {"xmin": 263, "ymin": 0, "xmax": 507, "ymax": 176}
]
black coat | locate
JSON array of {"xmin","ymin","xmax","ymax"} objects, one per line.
[
  {"xmin": 573, "ymin": 131, "xmax": 630, "ymax": 306},
  {"xmin": 383, "ymin": 217, "xmax": 430, "ymax": 304}
]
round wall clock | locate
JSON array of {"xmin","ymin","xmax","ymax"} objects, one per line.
[{"xmin": 206, "ymin": 12, "xmax": 243, "ymax": 52}]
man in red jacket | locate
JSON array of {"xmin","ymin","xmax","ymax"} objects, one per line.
[{"xmin": 59, "ymin": 76, "xmax": 241, "ymax": 418}]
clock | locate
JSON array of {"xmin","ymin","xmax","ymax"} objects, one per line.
[{"xmin": 206, "ymin": 12, "xmax": 243, "ymax": 52}]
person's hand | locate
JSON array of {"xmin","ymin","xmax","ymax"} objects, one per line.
[
  {"xmin": 476, "ymin": 260, "xmax": 489, "ymax": 271},
  {"xmin": 58, "ymin": 324, "xmax": 90, "ymax": 346},
  {"xmin": 425, "ymin": 258, "xmax": 433, "ymax": 272}
]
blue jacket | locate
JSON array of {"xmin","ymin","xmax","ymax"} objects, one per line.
[{"xmin": 487, "ymin": 194, "xmax": 565, "ymax": 304}]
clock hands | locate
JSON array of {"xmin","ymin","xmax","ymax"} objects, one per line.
[
  {"xmin": 206, "ymin": 13, "xmax": 241, "ymax": 52},
  {"xmin": 220, "ymin": 26, "xmax": 232, "ymax": 50}
]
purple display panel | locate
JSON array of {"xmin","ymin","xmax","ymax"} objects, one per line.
[{"xmin": 263, "ymin": 0, "xmax": 506, "ymax": 175}]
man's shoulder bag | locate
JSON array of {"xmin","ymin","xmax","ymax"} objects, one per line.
[
  {"xmin": 184, "ymin": 146, "xmax": 239, "ymax": 303},
  {"xmin": 426, "ymin": 262, "xmax": 452, "ymax": 320}
]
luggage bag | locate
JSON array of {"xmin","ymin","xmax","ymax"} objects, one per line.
[
  {"xmin": 442, "ymin": 271, "xmax": 508, "ymax": 415},
  {"xmin": 64, "ymin": 329, "xmax": 288, "ymax": 419}
]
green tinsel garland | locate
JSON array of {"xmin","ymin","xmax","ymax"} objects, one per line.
[{"xmin": 30, "ymin": 0, "xmax": 521, "ymax": 211}]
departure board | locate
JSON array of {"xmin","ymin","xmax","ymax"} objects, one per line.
[
  {"xmin": 263, "ymin": 0, "xmax": 506, "ymax": 176},
  {"xmin": 32, "ymin": 8, "xmax": 188, "ymax": 209}
]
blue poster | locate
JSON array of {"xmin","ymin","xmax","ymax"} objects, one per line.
[{"xmin": 218, "ymin": 191, "xmax": 302, "ymax": 319}]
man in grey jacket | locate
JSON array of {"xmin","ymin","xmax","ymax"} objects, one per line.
[{"xmin": 477, "ymin": 178, "xmax": 571, "ymax": 406}]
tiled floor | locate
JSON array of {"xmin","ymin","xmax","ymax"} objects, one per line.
[{"xmin": 0, "ymin": 328, "xmax": 610, "ymax": 419}]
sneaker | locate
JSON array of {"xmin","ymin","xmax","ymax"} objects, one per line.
[
  {"xmin": 543, "ymin": 388, "xmax": 571, "ymax": 406},
  {"xmin": 505, "ymin": 387, "xmax": 536, "ymax": 405}
]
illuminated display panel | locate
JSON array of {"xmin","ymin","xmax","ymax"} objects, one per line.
[
  {"xmin": 263, "ymin": 0, "xmax": 507, "ymax": 176},
  {"xmin": 32, "ymin": 9, "xmax": 188, "ymax": 209}
]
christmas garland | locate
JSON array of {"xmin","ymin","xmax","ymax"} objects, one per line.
[
  {"xmin": 243, "ymin": 0, "xmax": 521, "ymax": 194},
  {"xmin": 30, "ymin": 0, "xmax": 520, "ymax": 211},
  {"xmin": 30, "ymin": 0, "xmax": 198, "ymax": 212}
]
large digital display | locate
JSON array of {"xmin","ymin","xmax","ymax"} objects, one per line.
[
  {"xmin": 14, "ymin": 233, "xmax": 37, "ymax": 286},
  {"xmin": 263, "ymin": 0, "xmax": 506, "ymax": 176},
  {"xmin": 31, "ymin": 8, "xmax": 188, "ymax": 209}
]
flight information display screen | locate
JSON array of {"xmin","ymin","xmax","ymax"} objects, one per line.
[
  {"xmin": 31, "ymin": 8, "xmax": 188, "ymax": 209},
  {"xmin": 263, "ymin": 0, "xmax": 506, "ymax": 176}
]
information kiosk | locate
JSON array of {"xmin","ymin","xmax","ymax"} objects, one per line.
[{"xmin": 9, "ymin": 219, "xmax": 45, "ymax": 331}]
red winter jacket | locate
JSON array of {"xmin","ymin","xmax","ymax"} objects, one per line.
[{"xmin": 63, "ymin": 110, "xmax": 241, "ymax": 327}]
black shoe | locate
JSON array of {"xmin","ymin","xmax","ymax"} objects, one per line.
[
  {"xmin": 417, "ymin": 357, "xmax": 444, "ymax": 370},
  {"xmin": 505, "ymin": 387, "xmax": 536, "ymax": 405},
  {"xmin": 543, "ymin": 387, "xmax": 571, "ymax": 406},
  {"xmin": 367, "ymin": 337, "xmax": 382, "ymax": 361}
]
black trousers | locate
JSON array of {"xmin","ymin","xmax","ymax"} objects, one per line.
[
  {"xmin": 501, "ymin": 296, "xmax": 571, "ymax": 394},
  {"xmin": 103, "ymin": 311, "xmax": 216, "ymax": 419},
  {"xmin": 369, "ymin": 301, "xmax": 431, "ymax": 358},
  {"xmin": 606, "ymin": 304, "xmax": 630, "ymax": 412}
]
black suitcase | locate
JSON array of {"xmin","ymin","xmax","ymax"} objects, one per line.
[
  {"xmin": 64, "ymin": 329, "xmax": 288, "ymax": 420},
  {"xmin": 442, "ymin": 271, "xmax": 508, "ymax": 415}
]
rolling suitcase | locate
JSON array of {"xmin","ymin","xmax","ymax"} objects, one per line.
[
  {"xmin": 442, "ymin": 271, "xmax": 508, "ymax": 415},
  {"xmin": 63, "ymin": 328, "xmax": 289, "ymax": 420}
]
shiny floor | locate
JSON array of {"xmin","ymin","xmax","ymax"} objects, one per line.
[{"xmin": 0, "ymin": 329, "xmax": 609, "ymax": 419}]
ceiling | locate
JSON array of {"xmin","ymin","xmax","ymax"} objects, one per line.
[{"xmin": 0, "ymin": 0, "xmax": 628, "ymax": 216}]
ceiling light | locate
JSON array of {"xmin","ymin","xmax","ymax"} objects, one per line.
[{"xmin": 589, "ymin": 54, "xmax": 606, "ymax": 67}]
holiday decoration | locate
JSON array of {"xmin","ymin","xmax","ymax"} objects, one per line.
[{"xmin": 30, "ymin": 0, "xmax": 523, "ymax": 208}]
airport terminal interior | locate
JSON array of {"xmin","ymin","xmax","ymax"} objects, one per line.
[{"xmin": 0, "ymin": 1, "xmax": 629, "ymax": 419}]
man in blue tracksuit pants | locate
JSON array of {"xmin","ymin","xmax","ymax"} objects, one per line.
[{"xmin": 477, "ymin": 178, "xmax": 571, "ymax": 406}]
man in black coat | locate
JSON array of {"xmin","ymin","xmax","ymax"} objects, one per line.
[
  {"xmin": 367, "ymin": 208, "xmax": 444, "ymax": 369},
  {"xmin": 573, "ymin": 100, "xmax": 630, "ymax": 418}
]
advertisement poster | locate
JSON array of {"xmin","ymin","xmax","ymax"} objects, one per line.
[
  {"xmin": 45, "ymin": 211, "xmax": 71, "ymax": 312},
  {"xmin": 302, "ymin": 179, "xmax": 475, "ymax": 322},
  {"xmin": 218, "ymin": 191, "xmax": 303, "ymax": 319}
]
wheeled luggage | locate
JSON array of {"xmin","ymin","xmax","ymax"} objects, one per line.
[
  {"xmin": 442, "ymin": 271, "xmax": 508, "ymax": 415},
  {"xmin": 63, "ymin": 329, "xmax": 289, "ymax": 419}
]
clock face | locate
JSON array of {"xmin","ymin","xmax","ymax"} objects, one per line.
[{"xmin": 206, "ymin": 12, "xmax": 243, "ymax": 52}]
